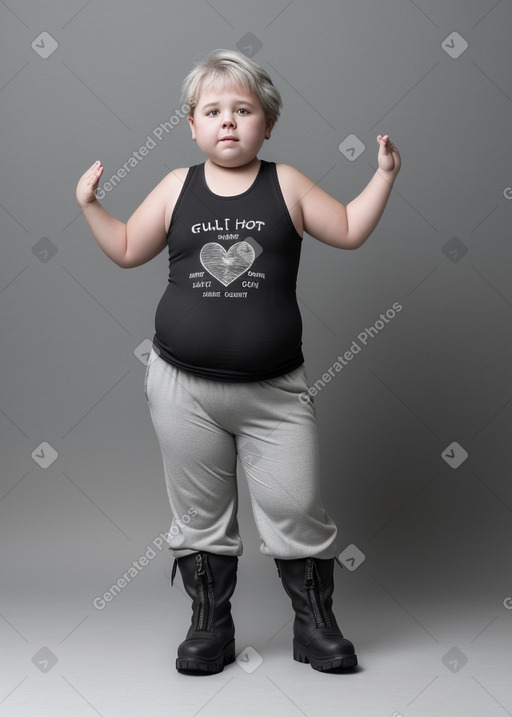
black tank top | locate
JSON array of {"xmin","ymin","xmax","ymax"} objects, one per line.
[{"xmin": 152, "ymin": 160, "xmax": 304, "ymax": 381}]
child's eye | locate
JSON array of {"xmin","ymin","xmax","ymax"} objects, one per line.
[{"xmin": 205, "ymin": 107, "xmax": 249, "ymax": 117}]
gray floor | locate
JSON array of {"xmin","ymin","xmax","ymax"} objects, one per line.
[{"xmin": 1, "ymin": 552, "xmax": 510, "ymax": 717}]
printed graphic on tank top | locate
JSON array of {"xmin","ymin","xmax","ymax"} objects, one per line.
[{"xmin": 153, "ymin": 160, "xmax": 304, "ymax": 382}]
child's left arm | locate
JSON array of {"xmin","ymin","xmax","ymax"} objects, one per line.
[{"xmin": 284, "ymin": 135, "xmax": 401, "ymax": 250}]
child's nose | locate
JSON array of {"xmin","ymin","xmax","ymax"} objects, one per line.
[{"xmin": 222, "ymin": 113, "xmax": 236, "ymax": 128}]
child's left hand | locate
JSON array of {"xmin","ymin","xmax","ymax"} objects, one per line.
[{"xmin": 377, "ymin": 135, "xmax": 401, "ymax": 176}]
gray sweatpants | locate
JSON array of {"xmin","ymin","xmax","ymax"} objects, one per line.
[{"xmin": 144, "ymin": 348, "xmax": 338, "ymax": 560}]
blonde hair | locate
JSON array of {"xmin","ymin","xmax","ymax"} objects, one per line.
[{"xmin": 181, "ymin": 49, "xmax": 282, "ymax": 120}]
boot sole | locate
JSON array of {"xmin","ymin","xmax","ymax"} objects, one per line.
[
  {"xmin": 176, "ymin": 639, "xmax": 235, "ymax": 674},
  {"xmin": 293, "ymin": 638, "xmax": 358, "ymax": 671}
]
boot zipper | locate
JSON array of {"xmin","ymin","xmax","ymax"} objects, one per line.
[
  {"xmin": 305, "ymin": 558, "xmax": 331, "ymax": 629},
  {"xmin": 196, "ymin": 553, "xmax": 215, "ymax": 632}
]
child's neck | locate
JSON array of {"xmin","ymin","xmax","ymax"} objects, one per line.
[{"xmin": 204, "ymin": 157, "xmax": 261, "ymax": 197}]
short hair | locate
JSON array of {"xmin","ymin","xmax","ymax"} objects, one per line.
[{"xmin": 181, "ymin": 49, "xmax": 282, "ymax": 120}]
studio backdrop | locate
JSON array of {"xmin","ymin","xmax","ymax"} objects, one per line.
[{"xmin": 1, "ymin": 1, "xmax": 511, "ymax": 715}]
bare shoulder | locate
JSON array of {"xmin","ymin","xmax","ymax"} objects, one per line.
[
  {"xmin": 159, "ymin": 166, "xmax": 189, "ymax": 194},
  {"xmin": 275, "ymin": 163, "xmax": 312, "ymax": 197},
  {"xmin": 275, "ymin": 162, "xmax": 349, "ymax": 247},
  {"xmin": 275, "ymin": 163, "xmax": 315, "ymax": 237},
  {"xmin": 145, "ymin": 166, "xmax": 189, "ymax": 201},
  {"xmin": 275, "ymin": 163, "xmax": 317, "ymax": 206},
  {"xmin": 161, "ymin": 167, "xmax": 190, "ymax": 231},
  {"xmin": 167, "ymin": 166, "xmax": 190, "ymax": 184}
]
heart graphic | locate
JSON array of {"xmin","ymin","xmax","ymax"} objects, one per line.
[{"xmin": 200, "ymin": 241, "xmax": 255, "ymax": 287}]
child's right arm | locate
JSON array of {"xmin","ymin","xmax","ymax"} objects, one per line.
[{"xmin": 76, "ymin": 161, "xmax": 184, "ymax": 268}]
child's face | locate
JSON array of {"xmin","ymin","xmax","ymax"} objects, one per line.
[{"xmin": 188, "ymin": 83, "xmax": 275, "ymax": 168}]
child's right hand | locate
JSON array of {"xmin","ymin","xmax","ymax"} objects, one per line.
[{"xmin": 76, "ymin": 161, "xmax": 104, "ymax": 208}]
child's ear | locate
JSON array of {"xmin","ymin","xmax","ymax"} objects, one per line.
[
  {"xmin": 188, "ymin": 116, "xmax": 196, "ymax": 141},
  {"xmin": 265, "ymin": 115, "xmax": 276, "ymax": 140}
]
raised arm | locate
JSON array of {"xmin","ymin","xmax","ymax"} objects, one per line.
[
  {"xmin": 76, "ymin": 161, "xmax": 185, "ymax": 268},
  {"xmin": 283, "ymin": 135, "xmax": 401, "ymax": 250},
  {"xmin": 343, "ymin": 135, "xmax": 401, "ymax": 248}
]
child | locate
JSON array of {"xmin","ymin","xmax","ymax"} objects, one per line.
[{"xmin": 76, "ymin": 49, "xmax": 400, "ymax": 675}]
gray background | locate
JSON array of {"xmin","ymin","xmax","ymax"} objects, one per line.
[{"xmin": 1, "ymin": 1, "xmax": 511, "ymax": 715}]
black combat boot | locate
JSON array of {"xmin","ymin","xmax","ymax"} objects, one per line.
[
  {"xmin": 274, "ymin": 557, "xmax": 357, "ymax": 671},
  {"xmin": 172, "ymin": 552, "xmax": 238, "ymax": 674}
]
